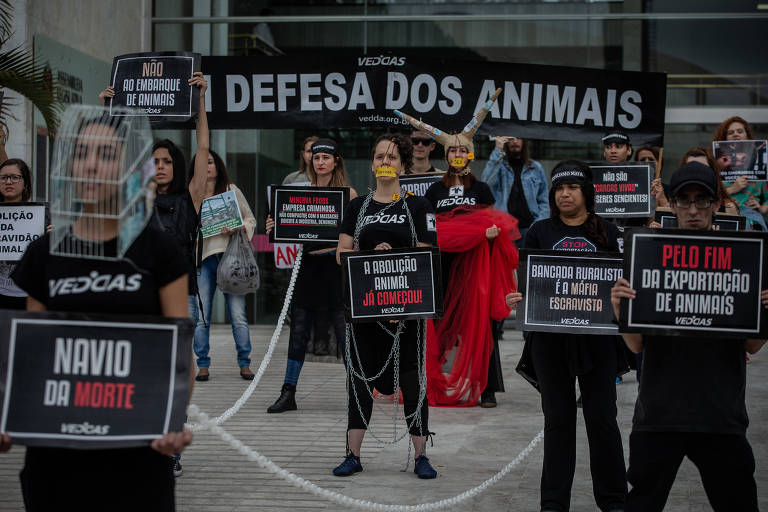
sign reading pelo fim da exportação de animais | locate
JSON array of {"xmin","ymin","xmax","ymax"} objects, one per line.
[
  {"xmin": 342, "ymin": 247, "xmax": 443, "ymax": 322},
  {"xmin": 620, "ymin": 228, "xmax": 768, "ymax": 338},
  {"xmin": 518, "ymin": 250, "xmax": 623, "ymax": 335},
  {"xmin": 0, "ymin": 311, "xmax": 193, "ymax": 449}
]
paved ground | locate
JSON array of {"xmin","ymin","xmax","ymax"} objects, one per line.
[{"xmin": 1, "ymin": 324, "xmax": 767, "ymax": 511}]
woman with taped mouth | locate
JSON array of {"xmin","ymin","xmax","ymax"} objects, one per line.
[
  {"xmin": 4, "ymin": 106, "xmax": 192, "ymax": 510},
  {"xmin": 265, "ymin": 138, "xmax": 357, "ymax": 413},
  {"xmin": 333, "ymin": 134, "xmax": 438, "ymax": 479},
  {"xmin": 506, "ymin": 161, "xmax": 628, "ymax": 512}
]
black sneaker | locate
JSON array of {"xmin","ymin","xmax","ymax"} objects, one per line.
[
  {"xmin": 267, "ymin": 383, "xmax": 297, "ymax": 413},
  {"xmin": 479, "ymin": 391, "xmax": 497, "ymax": 408},
  {"xmin": 414, "ymin": 455, "xmax": 437, "ymax": 479},
  {"xmin": 332, "ymin": 453, "xmax": 362, "ymax": 476},
  {"xmin": 172, "ymin": 458, "xmax": 183, "ymax": 477}
]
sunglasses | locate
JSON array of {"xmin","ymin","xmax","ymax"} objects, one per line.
[{"xmin": 411, "ymin": 138, "xmax": 433, "ymax": 146}]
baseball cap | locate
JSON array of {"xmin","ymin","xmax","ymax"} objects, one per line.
[
  {"xmin": 669, "ymin": 161, "xmax": 718, "ymax": 199},
  {"xmin": 601, "ymin": 131, "xmax": 630, "ymax": 146}
]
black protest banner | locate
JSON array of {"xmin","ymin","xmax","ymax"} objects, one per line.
[
  {"xmin": 109, "ymin": 52, "xmax": 201, "ymax": 123},
  {"xmin": 342, "ymin": 247, "xmax": 443, "ymax": 321},
  {"xmin": 270, "ymin": 186, "xmax": 350, "ymax": 244},
  {"xmin": 0, "ymin": 203, "xmax": 46, "ymax": 261},
  {"xmin": 0, "ymin": 310, "xmax": 193, "ymax": 449},
  {"xmin": 620, "ymin": 228, "xmax": 768, "ymax": 338},
  {"xmin": 655, "ymin": 208, "xmax": 746, "ymax": 231},
  {"xmin": 399, "ymin": 173, "xmax": 444, "ymax": 197},
  {"xmin": 517, "ymin": 250, "xmax": 623, "ymax": 335},
  {"xmin": 591, "ymin": 163, "xmax": 653, "ymax": 217},
  {"xmin": 201, "ymin": 56, "xmax": 667, "ymax": 145},
  {"xmin": 712, "ymin": 140, "xmax": 768, "ymax": 181}
]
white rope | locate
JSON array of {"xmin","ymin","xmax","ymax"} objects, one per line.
[
  {"xmin": 187, "ymin": 246, "xmax": 304, "ymax": 432},
  {"xmin": 187, "ymin": 403, "xmax": 543, "ymax": 512}
]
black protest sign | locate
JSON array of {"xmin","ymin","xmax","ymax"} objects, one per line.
[
  {"xmin": 399, "ymin": 173, "xmax": 444, "ymax": 197},
  {"xmin": 109, "ymin": 52, "xmax": 201, "ymax": 123},
  {"xmin": 270, "ymin": 186, "xmax": 350, "ymax": 244},
  {"xmin": 0, "ymin": 203, "xmax": 46, "ymax": 261},
  {"xmin": 591, "ymin": 163, "xmax": 654, "ymax": 217},
  {"xmin": 655, "ymin": 208, "xmax": 746, "ymax": 231},
  {"xmin": 0, "ymin": 310, "xmax": 193, "ymax": 449},
  {"xmin": 712, "ymin": 140, "xmax": 768, "ymax": 181},
  {"xmin": 620, "ymin": 228, "xmax": 768, "ymax": 338},
  {"xmin": 342, "ymin": 247, "xmax": 443, "ymax": 321},
  {"xmin": 201, "ymin": 56, "xmax": 667, "ymax": 145},
  {"xmin": 517, "ymin": 250, "xmax": 623, "ymax": 335}
]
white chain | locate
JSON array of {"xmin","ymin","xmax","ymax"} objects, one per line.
[
  {"xmin": 187, "ymin": 403, "xmax": 543, "ymax": 512},
  {"xmin": 186, "ymin": 246, "xmax": 304, "ymax": 432}
]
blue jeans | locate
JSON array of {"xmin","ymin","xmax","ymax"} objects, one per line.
[{"xmin": 194, "ymin": 253, "xmax": 252, "ymax": 369}]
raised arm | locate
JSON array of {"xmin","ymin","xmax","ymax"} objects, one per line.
[
  {"xmin": 188, "ymin": 72, "xmax": 209, "ymax": 212},
  {"xmin": 610, "ymin": 278, "xmax": 644, "ymax": 353}
]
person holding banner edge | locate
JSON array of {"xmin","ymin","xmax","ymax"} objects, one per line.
[
  {"xmin": 333, "ymin": 134, "xmax": 438, "ymax": 479},
  {"xmin": 610, "ymin": 160, "xmax": 765, "ymax": 512},
  {"xmin": 265, "ymin": 138, "xmax": 357, "ymax": 413},
  {"xmin": 506, "ymin": 160, "xmax": 628, "ymax": 512}
]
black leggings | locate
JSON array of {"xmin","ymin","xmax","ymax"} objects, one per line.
[
  {"xmin": 288, "ymin": 305, "xmax": 346, "ymax": 362},
  {"xmin": 346, "ymin": 320, "xmax": 429, "ymax": 436}
]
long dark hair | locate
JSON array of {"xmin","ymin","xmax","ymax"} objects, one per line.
[
  {"xmin": 504, "ymin": 138, "xmax": 531, "ymax": 166},
  {"xmin": 548, "ymin": 160, "xmax": 610, "ymax": 250},
  {"xmin": 299, "ymin": 135, "xmax": 319, "ymax": 174},
  {"xmin": 371, "ymin": 133, "xmax": 414, "ymax": 173},
  {"xmin": 0, "ymin": 158, "xmax": 32, "ymax": 202},
  {"xmin": 189, "ymin": 149, "xmax": 232, "ymax": 195},
  {"xmin": 152, "ymin": 139, "xmax": 187, "ymax": 195}
]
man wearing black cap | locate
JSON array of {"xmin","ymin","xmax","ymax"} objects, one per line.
[
  {"xmin": 611, "ymin": 161, "xmax": 766, "ymax": 512},
  {"xmin": 602, "ymin": 131, "xmax": 632, "ymax": 163}
]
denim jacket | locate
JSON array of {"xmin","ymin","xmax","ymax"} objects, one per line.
[{"xmin": 480, "ymin": 148, "xmax": 550, "ymax": 222}]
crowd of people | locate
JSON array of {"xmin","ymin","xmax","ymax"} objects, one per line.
[{"xmin": 0, "ymin": 68, "xmax": 765, "ymax": 512}]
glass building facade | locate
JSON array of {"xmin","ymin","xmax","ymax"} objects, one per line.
[{"xmin": 151, "ymin": 0, "xmax": 768, "ymax": 323}]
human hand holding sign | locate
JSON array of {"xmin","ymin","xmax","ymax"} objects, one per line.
[
  {"xmin": 151, "ymin": 427, "xmax": 193, "ymax": 456},
  {"xmin": 486, "ymin": 224, "xmax": 500, "ymax": 240},
  {"xmin": 505, "ymin": 292, "xmax": 522, "ymax": 309},
  {"xmin": 375, "ymin": 242, "xmax": 392, "ymax": 251},
  {"xmin": 98, "ymin": 86, "xmax": 115, "ymax": 106},
  {"xmin": 610, "ymin": 278, "xmax": 635, "ymax": 321},
  {"xmin": 0, "ymin": 432, "xmax": 11, "ymax": 452}
]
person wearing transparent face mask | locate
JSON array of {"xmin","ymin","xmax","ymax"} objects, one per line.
[{"xmin": 6, "ymin": 109, "xmax": 192, "ymax": 510}]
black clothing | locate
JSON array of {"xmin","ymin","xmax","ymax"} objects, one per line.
[
  {"xmin": 340, "ymin": 195, "xmax": 437, "ymax": 249},
  {"xmin": 626, "ymin": 432, "xmax": 757, "ymax": 512},
  {"xmin": 524, "ymin": 216, "xmax": 621, "ymax": 253},
  {"xmin": 424, "ymin": 180, "xmax": 495, "ymax": 214},
  {"xmin": 506, "ymin": 159, "xmax": 535, "ymax": 228},
  {"xmin": 293, "ymin": 251, "xmax": 343, "ymax": 310},
  {"xmin": 288, "ymin": 305, "xmax": 346, "ymax": 362},
  {"xmin": 153, "ymin": 191, "xmax": 199, "ymax": 295},
  {"xmin": 11, "ymin": 225, "xmax": 186, "ymax": 512},
  {"xmin": 0, "ymin": 293, "xmax": 26, "ymax": 309}
]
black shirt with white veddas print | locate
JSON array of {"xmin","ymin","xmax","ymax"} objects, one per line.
[
  {"xmin": 340, "ymin": 194, "xmax": 437, "ymax": 250},
  {"xmin": 424, "ymin": 180, "xmax": 495, "ymax": 214}
]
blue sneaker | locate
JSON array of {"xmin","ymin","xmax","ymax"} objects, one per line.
[
  {"xmin": 332, "ymin": 453, "xmax": 362, "ymax": 476},
  {"xmin": 414, "ymin": 455, "xmax": 437, "ymax": 479}
]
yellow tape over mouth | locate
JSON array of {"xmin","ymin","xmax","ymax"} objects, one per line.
[
  {"xmin": 450, "ymin": 157, "xmax": 467, "ymax": 167},
  {"xmin": 375, "ymin": 165, "xmax": 397, "ymax": 178}
]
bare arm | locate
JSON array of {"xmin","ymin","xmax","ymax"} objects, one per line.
[
  {"xmin": 610, "ymin": 278, "xmax": 644, "ymax": 353},
  {"xmin": 188, "ymin": 72, "xmax": 209, "ymax": 212},
  {"xmin": 336, "ymin": 233, "xmax": 354, "ymax": 265},
  {"xmin": 745, "ymin": 290, "xmax": 768, "ymax": 354}
]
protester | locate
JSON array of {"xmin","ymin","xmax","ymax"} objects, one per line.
[
  {"xmin": 635, "ymin": 146, "xmax": 667, "ymax": 208},
  {"xmin": 679, "ymin": 147, "xmax": 739, "ymax": 216},
  {"xmin": 506, "ymin": 160, "xmax": 627, "ymax": 512},
  {"xmin": 602, "ymin": 131, "xmax": 632, "ymax": 163},
  {"xmin": 408, "ymin": 130, "xmax": 443, "ymax": 174},
  {"xmin": 611, "ymin": 161, "xmax": 765, "ymax": 511},
  {"xmin": 282, "ymin": 135, "xmax": 318, "ymax": 185},
  {"xmin": 713, "ymin": 116, "xmax": 768, "ymax": 230},
  {"xmin": 265, "ymin": 138, "xmax": 357, "ymax": 413},
  {"xmin": 398, "ymin": 92, "xmax": 518, "ymax": 408},
  {"xmin": 190, "ymin": 149, "xmax": 257, "ymax": 382},
  {"xmin": 5, "ymin": 105, "xmax": 192, "ymax": 510},
  {"xmin": 333, "ymin": 134, "xmax": 438, "ymax": 479},
  {"xmin": 481, "ymin": 136, "xmax": 549, "ymax": 242}
]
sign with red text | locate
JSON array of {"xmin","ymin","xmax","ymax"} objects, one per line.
[
  {"xmin": 0, "ymin": 311, "xmax": 193, "ymax": 449},
  {"xmin": 273, "ymin": 242, "xmax": 300, "ymax": 269},
  {"xmin": 620, "ymin": 228, "xmax": 768, "ymax": 337},
  {"xmin": 591, "ymin": 163, "xmax": 654, "ymax": 217},
  {"xmin": 270, "ymin": 186, "xmax": 349, "ymax": 244},
  {"xmin": 341, "ymin": 247, "xmax": 443, "ymax": 321}
]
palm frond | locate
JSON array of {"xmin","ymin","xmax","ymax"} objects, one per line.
[
  {"xmin": 0, "ymin": 1, "xmax": 12, "ymax": 43},
  {"xmin": 0, "ymin": 42, "xmax": 61, "ymax": 135}
]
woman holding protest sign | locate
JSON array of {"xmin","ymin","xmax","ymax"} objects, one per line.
[
  {"xmin": 265, "ymin": 138, "xmax": 357, "ymax": 413},
  {"xmin": 6, "ymin": 105, "xmax": 192, "ymax": 510},
  {"xmin": 397, "ymin": 89, "xmax": 519, "ymax": 408},
  {"xmin": 332, "ymin": 134, "xmax": 439, "ymax": 479},
  {"xmin": 189, "ymin": 149, "xmax": 257, "ymax": 382},
  {"xmin": 506, "ymin": 160, "xmax": 628, "ymax": 512}
]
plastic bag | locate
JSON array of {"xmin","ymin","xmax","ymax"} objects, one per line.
[{"xmin": 217, "ymin": 230, "xmax": 260, "ymax": 295}]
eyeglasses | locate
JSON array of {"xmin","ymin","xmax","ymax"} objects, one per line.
[
  {"xmin": 411, "ymin": 138, "xmax": 433, "ymax": 146},
  {"xmin": 673, "ymin": 198, "xmax": 714, "ymax": 209},
  {"xmin": 0, "ymin": 174, "xmax": 22, "ymax": 184}
]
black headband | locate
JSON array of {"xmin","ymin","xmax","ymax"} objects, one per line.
[
  {"xmin": 551, "ymin": 168, "xmax": 587, "ymax": 187},
  {"xmin": 311, "ymin": 139, "xmax": 338, "ymax": 156}
]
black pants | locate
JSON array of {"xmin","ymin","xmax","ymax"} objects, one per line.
[
  {"xmin": 626, "ymin": 431, "xmax": 758, "ymax": 512},
  {"xmin": 530, "ymin": 336, "xmax": 627, "ymax": 512},
  {"xmin": 288, "ymin": 305, "xmax": 346, "ymax": 363},
  {"xmin": 483, "ymin": 320, "xmax": 505, "ymax": 394},
  {"xmin": 346, "ymin": 320, "xmax": 429, "ymax": 436}
]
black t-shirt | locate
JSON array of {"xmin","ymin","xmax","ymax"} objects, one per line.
[
  {"xmin": 12, "ymin": 225, "xmax": 187, "ymax": 314},
  {"xmin": 424, "ymin": 180, "xmax": 495, "ymax": 214},
  {"xmin": 633, "ymin": 336, "xmax": 748, "ymax": 435},
  {"xmin": 524, "ymin": 216, "xmax": 621, "ymax": 252},
  {"xmin": 340, "ymin": 194, "xmax": 437, "ymax": 250}
]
